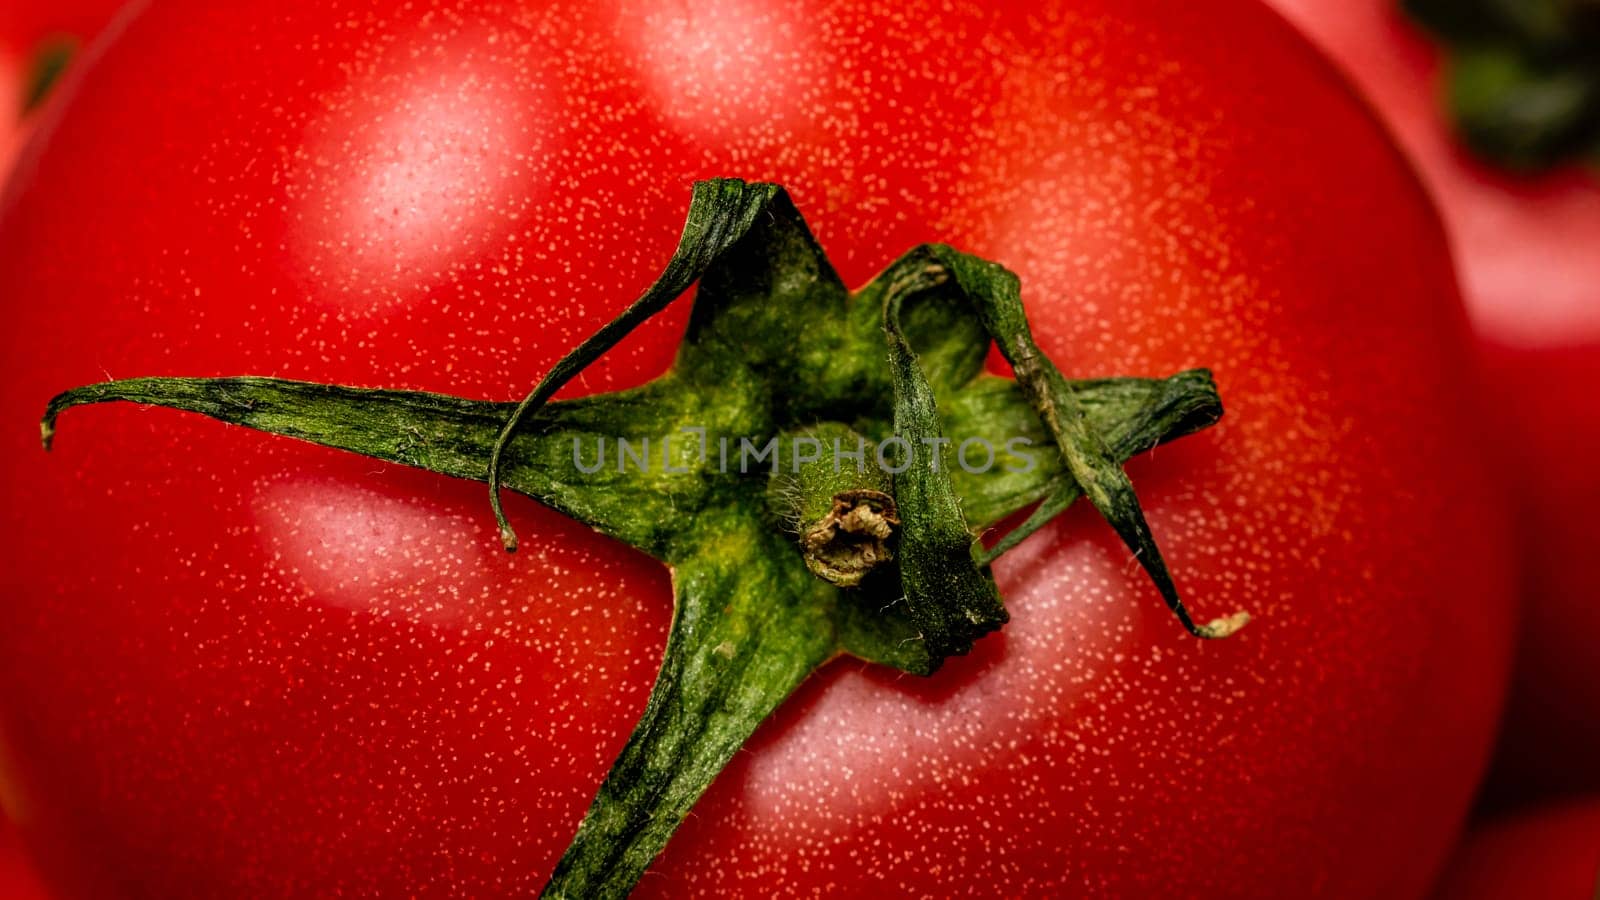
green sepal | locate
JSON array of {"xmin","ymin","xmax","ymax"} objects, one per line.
[
  {"xmin": 44, "ymin": 376, "xmax": 710, "ymax": 557},
  {"xmin": 919, "ymin": 244, "xmax": 1247, "ymax": 639},
  {"xmin": 543, "ymin": 515, "xmax": 838, "ymax": 899},
  {"xmin": 877, "ymin": 253, "xmax": 1007, "ymax": 660},
  {"xmin": 489, "ymin": 179, "xmax": 804, "ymax": 551}
]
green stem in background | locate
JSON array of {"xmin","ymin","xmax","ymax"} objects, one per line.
[
  {"xmin": 22, "ymin": 37, "xmax": 79, "ymax": 116},
  {"xmin": 41, "ymin": 180, "xmax": 1236, "ymax": 897},
  {"xmin": 1404, "ymin": 0, "xmax": 1600, "ymax": 171}
]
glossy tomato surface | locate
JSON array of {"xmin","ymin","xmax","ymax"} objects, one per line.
[
  {"xmin": 1266, "ymin": 0, "xmax": 1600, "ymax": 801},
  {"xmin": 1429, "ymin": 798, "xmax": 1600, "ymax": 899},
  {"xmin": 0, "ymin": 0, "xmax": 1512, "ymax": 896}
]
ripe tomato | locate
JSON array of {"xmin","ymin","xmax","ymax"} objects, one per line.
[
  {"xmin": 1429, "ymin": 798, "xmax": 1600, "ymax": 899},
  {"xmin": 0, "ymin": 2, "xmax": 128, "ymax": 176},
  {"xmin": 0, "ymin": 0, "xmax": 1511, "ymax": 896},
  {"xmin": 1266, "ymin": 0, "xmax": 1600, "ymax": 801}
]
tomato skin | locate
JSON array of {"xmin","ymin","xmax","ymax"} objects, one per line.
[
  {"xmin": 1265, "ymin": 0, "xmax": 1600, "ymax": 800},
  {"xmin": 1429, "ymin": 799, "xmax": 1600, "ymax": 899},
  {"xmin": 0, "ymin": 0, "xmax": 1510, "ymax": 897}
]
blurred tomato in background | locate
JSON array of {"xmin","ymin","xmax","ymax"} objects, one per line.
[
  {"xmin": 1267, "ymin": 0, "xmax": 1600, "ymax": 807},
  {"xmin": 0, "ymin": 1, "xmax": 129, "ymax": 173}
]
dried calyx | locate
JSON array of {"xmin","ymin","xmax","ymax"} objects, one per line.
[
  {"xmin": 42, "ymin": 179, "xmax": 1244, "ymax": 899},
  {"xmin": 801, "ymin": 490, "xmax": 900, "ymax": 586}
]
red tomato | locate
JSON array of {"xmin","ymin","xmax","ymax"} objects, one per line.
[
  {"xmin": 0, "ymin": 2, "xmax": 128, "ymax": 176},
  {"xmin": 1266, "ymin": 0, "xmax": 1600, "ymax": 800},
  {"xmin": 0, "ymin": 0, "xmax": 1511, "ymax": 896},
  {"xmin": 1429, "ymin": 798, "xmax": 1600, "ymax": 899}
]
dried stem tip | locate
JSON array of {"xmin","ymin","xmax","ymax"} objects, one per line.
[{"xmin": 801, "ymin": 490, "xmax": 900, "ymax": 587}]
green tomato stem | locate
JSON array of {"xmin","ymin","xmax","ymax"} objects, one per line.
[{"xmin": 767, "ymin": 422, "xmax": 898, "ymax": 587}]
